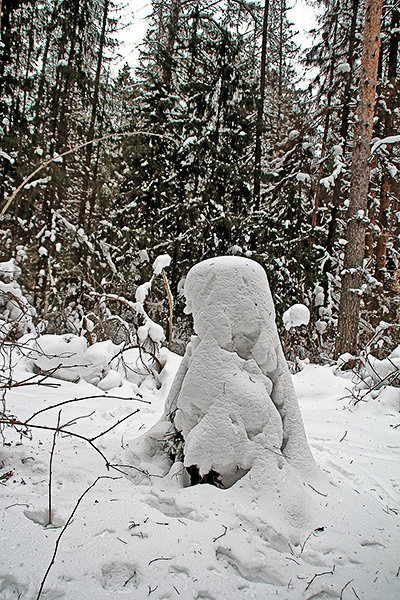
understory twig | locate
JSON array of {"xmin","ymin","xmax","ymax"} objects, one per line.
[
  {"xmin": 340, "ymin": 579, "xmax": 354, "ymax": 599},
  {"xmin": 36, "ymin": 476, "xmax": 118, "ymax": 599},
  {"xmin": 213, "ymin": 525, "xmax": 228, "ymax": 542},
  {"xmin": 24, "ymin": 394, "xmax": 145, "ymax": 425},
  {"xmin": 305, "ymin": 565, "xmax": 335, "ymax": 591},
  {"xmin": 48, "ymin": 411, "xmax": 61, "ymax": 526},
  {"xmin": 0, "ymin": 410, "xmax": 139, "ymax": 469}
]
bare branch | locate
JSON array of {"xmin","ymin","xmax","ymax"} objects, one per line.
[{"xmin": 36, "ymin": 476, "xmax": 119, "ymax": 599}]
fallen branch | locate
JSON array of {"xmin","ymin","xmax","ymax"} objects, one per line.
[
  {"xmin": 213, "ymin": 525, "xmax": 228, "ymax": 542},
  {"xmin": 305, "ymin": 565, "xmax": 335, "ymax": 591}
]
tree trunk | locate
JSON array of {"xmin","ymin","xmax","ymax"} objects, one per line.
[
  {"xmin": 161, "ymin": 0, "xmax": 181, "ymax": 88},
  {"xmin": 335, "ymin": 0, "xmax": 383, "ymax": 357},
  {"xmin": 253, "ymin": 0, "xmax": 269, "ymax": 210},
  {"xmin": 311, "ymin": 7, "xmax": 339, "ymax": 229},
  {"xmin": 78, "ymin": 0, "xmax": 109, "ymax": 227},
  {"xmin": 374, "ymin": 7, "xmax": 399, "ymax": 281},
  {"xmin": 323, "ymin": 0, "xmax": 360, "ymax": 277}
]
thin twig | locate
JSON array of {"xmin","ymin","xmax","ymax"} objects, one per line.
[
  {"xmin": 340, "ymin": 579, "xmax": 354, "ymax": 599},
  {"xmin": 305, "ymin": 566, "xmax": 335, "ymax": 591},
  {"xmin": 0, "ymin": 414, "xmax": 139, "ymax": 469},
  {"xmin": 148, "ymin": 557, "xmax": 173, "ymax": 565},
  {"xmin": 36, "ymin": 476, "xmax": 118, "ymax": 599},
  {"xmin": 1, "ymin": 131, "xmax": 178, "ymax": 220},
  {"xmin": 308, "ymin": 484, "xmax": 328, "ymax": 497},
  {"xmin": 339, "ymin": 430, "xmax": 348, "ymax": 442},
  {"xmin": 48, "ymin": 411, "xmax": 61, "ymax": 526},
  {"xmin": 161, "ymin": 268, "xmax": 173, "ymax": 350},
  {"xmin": 90, "ymin": 410, "xmax": 139, "ymax": 441},
  {"xmin": 352, "ymin": 587, "xmax": 361, "ymax": 600},
  {"xmin": 25, "ymin": 395, "xmax": 141, "ymax": 424},
  {"xmin": 213, "ymin": 525, "xmax": 227, "ymax": 542}
]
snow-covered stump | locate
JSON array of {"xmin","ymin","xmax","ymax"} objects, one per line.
[{"xmin": 131, "ymin": 257, "xmax": 316, "ymax": 502}]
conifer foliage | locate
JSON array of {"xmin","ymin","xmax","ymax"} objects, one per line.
[{"xmin": 0, "ymin": 0, "xmax": 398, "ymax": 357}]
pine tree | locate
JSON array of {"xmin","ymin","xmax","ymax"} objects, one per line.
[{"xmin": 336, "ymin": 0, "xmax": 383, "ymax": 356}]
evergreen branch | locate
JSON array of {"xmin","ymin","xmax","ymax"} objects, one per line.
[{"xmin": 0, "ymin": 131, "xmax": 178, "ymax": 220}]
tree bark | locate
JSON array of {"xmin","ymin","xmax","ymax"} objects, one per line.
[
  {"xmin": 323, "ymin": 0, "xmax": 360, "ymax": 278},
  {"xmin": 335, "ymin": 0, "xmax": 383, "ymax": 357}
]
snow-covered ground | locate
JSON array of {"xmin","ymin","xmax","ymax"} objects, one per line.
[{"xmin": 1, "ymin": 357, "xmax": 399, "ymax": 600}]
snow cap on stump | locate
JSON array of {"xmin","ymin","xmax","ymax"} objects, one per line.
[{"xmin": 165, "ymin": 256, "xmax": 314, "ymax": 488}]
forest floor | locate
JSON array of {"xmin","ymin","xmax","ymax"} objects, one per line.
[{"xmin": 0, "ymin": 354, "xmax": 399, "ymax": 600}]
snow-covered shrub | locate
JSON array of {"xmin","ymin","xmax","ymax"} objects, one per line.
[
  {"xmin": 11, "ymin": 256, "xmax": 173, "ymax": 390},
  {"xmin": 0, "ymin": 258, "xmax": 36, "ymax": 341},
  {"xmin": 129, "ymin": 256, "xmax": 315, "ymax": 493},
  {"xmin": 335, "ymin": 322, "xmax": 400, "ymax": 402}
]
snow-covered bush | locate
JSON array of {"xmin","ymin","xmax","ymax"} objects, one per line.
[
  {"xmin": 0, "ymin": 258, "xmax": 36, "ymax": 341},
  {"xmin": 4, "ymin": 255, "xmax": 174, "ymax": 390},
  {"xmin": 335, "ymin": 322, "xmax": 400, "ymax": 402},
  {"xmin": 129, "ymin": 256, "xmax": 315, "ymax": 494}
]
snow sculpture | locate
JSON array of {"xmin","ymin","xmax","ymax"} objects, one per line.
[{"xmin": 132, "ymin": 256, "xmax": 315, "ymax": 491}]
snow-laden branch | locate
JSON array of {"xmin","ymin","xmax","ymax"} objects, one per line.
[
  {"xmin": 370, "ymin": 134, "xmax": 400, "ymax": 155},
  {"xmin": 0, "ymin": 131, "xmax": 178, "ymax": 220}
]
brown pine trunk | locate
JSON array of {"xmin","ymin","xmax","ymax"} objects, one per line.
[{"xmin": 335, "ymin": 0, "xmax": 383, "ymax": 357}]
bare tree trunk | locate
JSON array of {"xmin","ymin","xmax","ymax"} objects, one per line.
[
  {"xmin": 324, "ymin": 0, "xmax": 359, "ymax": 261},
  {"xmin": 253, "ymin": 0, "xmax": 269, "ymax": 210},
  {"xmin": 374, "ymin": 7, "xmax": 399, "ymax": 281},
  {"xmin": 335, "ymin": 0, "xmax": 383, "ymax": 357},
  {"xmin": 161, "ymin": 0, "xmax": 181, "ymax": 88},
  {"xmin": 311, "ymin": 6, "xmax": 339, "ymax": 229},
  {"xmin": 78, "ymin": 0, "xmax": 109, "ymax": 227}
]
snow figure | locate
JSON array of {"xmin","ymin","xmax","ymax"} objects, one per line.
[{"xmin": 131, "ymin": 256, "xmax": 315, "ymax": 494}]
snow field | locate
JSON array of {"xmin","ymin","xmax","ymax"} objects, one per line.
[{"xmin": 0, "ymin": 362, "xmax": 399, "ymax": 599}]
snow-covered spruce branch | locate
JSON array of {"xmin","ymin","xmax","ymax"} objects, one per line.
[
  {"xmin": 370, "ymin": 134, "xmax": 400, "ymax": 156},
  {"xmin": 0, "ymin": 131, "xmax": 178, "ymax": 219}
]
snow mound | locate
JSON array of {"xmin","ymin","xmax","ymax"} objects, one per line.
[
  {"xmin": 283, "ymin": 303, "xmax": 310, "ymax": 330},
  {"xmin": 130, "ymin": 257, "xmax": 315, "ymax": 513},
  {"xmin": 25, "ymin": 335, "xmax": 121, "ymax": 386}
]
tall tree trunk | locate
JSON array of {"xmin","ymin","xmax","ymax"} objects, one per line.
[
  {"xmin": 78, "ymin": 0, "xmax": 109, "ymax": 227},
  {"xmin": 253, "ymin": 0, "xmax": 269, "ymax": 210},
  {"xmin": 374, "ymin": 7, "xmax": 399, "ymax": 281},
  {"xmin": 311, "ymin": 4, "xmax": 339, "ymax": 229},
  {"xmin": 323, "ymin": 0, "xmax": 360, "ymax": 277},
  {"xmin": 161, "ymin": 0, "xmax": 181, "ymax": 88},
  {"xmin": 34, "ymin": 0, "xmax": 60, "ymax": 127},
  {"xmin": 335, "ymin": 0, "xmax": 383, "ymax": 357}
]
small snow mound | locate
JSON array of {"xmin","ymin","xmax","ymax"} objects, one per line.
[
  {"xmin": 152, "ymin": 253, "xmax": 171, "ymax": 275},
  {"xmin": 283, "ymin": 303, "xmax": 310, "ymax": 330}
]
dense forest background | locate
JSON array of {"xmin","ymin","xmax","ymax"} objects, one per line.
[{"xmin": 0, "ymin": 0, "xmax": 399, "ymax": 360}]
